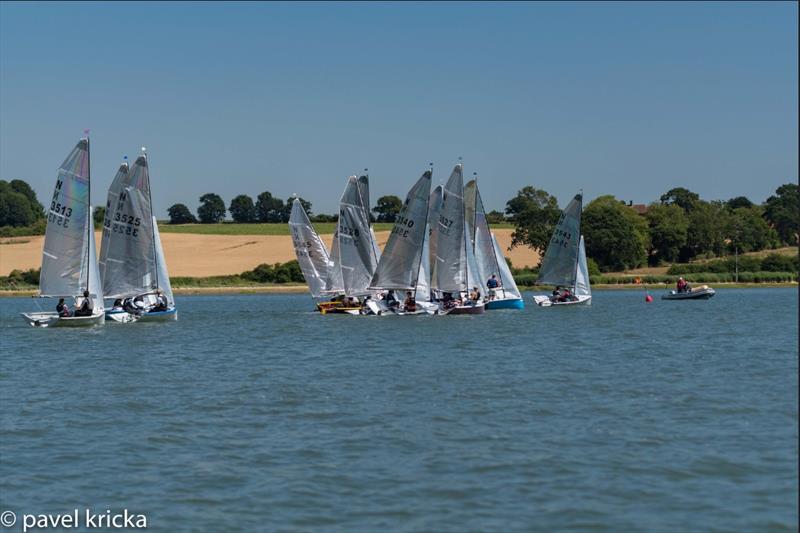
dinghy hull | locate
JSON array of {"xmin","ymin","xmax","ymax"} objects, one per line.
[
  {"xmin": 21, "ymin": 311, "xmax": 105, "ymax": 328},
  {"xmin": 533, "ymin": 295, "xmax": 592, "ymax": 307},
  {"xmin": 140, "ymin": 307, "xmax": 178, "ymax": 321},
  {"xmin": 447, "ymin": 302, "xmax": 486, "ymax": 315},
  {"xmin": 485, "ymin": 297, "xmax": 524, "ymax": 310}
]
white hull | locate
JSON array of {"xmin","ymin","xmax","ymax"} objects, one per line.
[
  {"xmin": 21, "ymin": 311, "xmax": 105, "ymax": 328},
  {"xmin": 533, "ymin": 294, "xmax": 592, "ymax": 307}
]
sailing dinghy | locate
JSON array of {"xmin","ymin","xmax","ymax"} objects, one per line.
[
  {"xmin": 532, "ymin": 193, "xmax": 592, "ymax": 307},
  {"xmin": 21, "ymin": 137, "xmax": 105, "ymax": 327},
  {"xmin": 99, "ymin": 151, "xmax": 177, "ymax": 322},
  {"xmin": 369, "ymin": 169, "xmax": 437, "ymax": 315},
  {"xmin": 317, "ymin": 175, "xmax": 381, "ymax": 315},
  {"xmin": 465, "ymin": 179, "xmax": 524, "ymax": 310},
  {"xmin": 431, "ymin": 164, "xmax": 485, "ymax": 315}
]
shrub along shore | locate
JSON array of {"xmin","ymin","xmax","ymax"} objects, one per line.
[{"xmin": 2, "ymin": 251, "xmax": 796, "ymax": 296}]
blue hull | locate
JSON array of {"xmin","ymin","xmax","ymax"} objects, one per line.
[
  {"xmin": 485, "ymin": 298, "xmax": 525, "ymax": 310},
  {"xmin": 140, "ymin": 308, "xmax": 178, "ymax": 321}
]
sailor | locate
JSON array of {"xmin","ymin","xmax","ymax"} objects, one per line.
[
  {"xmin": 152, "ymin": 292, "xmax": 168, "ymax": 312},
  {"xmin": 486, "ymin": 274, "xmax": 499, "ymax": 300},
  {"xmin": 677, "ymin": 277, "xmax": 687, "ymax": 293},
  {"xmin": 551, "ymin": 286, "xmax": 562, "ymax": 302},
  {"xmin": 73, "ymin": 290, "xmax": 94, "ymax": 317},
  {"xmin": 560, "ymin": 287, "xmax": 574, "ymax": 302},
  {"xmin": 111, "ymin": 299, "xmax": 124, "ymax": 311},
  {"xmin": 56, "ymin": 298, "xmax": 71, "ymax": 317},
  {"xmin": 385, "ymin": 290, "xmax": 399, "ymax": 309},
  {"xmin": 404, "ymin": 291, "xmax": 416, "ymax": 313},
  {"xmin": 469, "ymin": 286, "xmax": 481, "ymax": 303}
]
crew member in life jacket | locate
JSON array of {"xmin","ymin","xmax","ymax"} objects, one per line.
[
  {"xmin": 56, "ymin": 298, "xmax": 71, "ymax": 317},
  {"xmin": 73, "ymin": 290, "xmax": 94, "ymax": 317},
  {"xmin": 403, "ymin": 291, "xmax": 416, "ymax": 313}
]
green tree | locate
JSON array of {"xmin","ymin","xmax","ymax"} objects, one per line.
[
  {"xmin": 682, "ymin": 200, "xmax": 728, "ymax": 260},
  {"xmin": 763, "ymin": 183, "xmax": 799, "ymax": 245},
  {"xmin": 660, "ymin": 187, "xmax": 700, "ymax": 211},
  {"xmin": 255, "ymin": 191, "xmax": 285, "ymax": 223},
  {"xmin": 506, "ymin": 187, "xmax": 561, "ymax": 254},
  {"xmin": 93, "ymin": 206, "xmax": 106, "ymax": 227},
  {"xmin": 197, "ymin": 193, "xmax": 226, "ymax": 224},
  {"xmin": 372, "ymin": 195, "xmax": 403, "ymax": 223},
  {"xmin": 229, "ymin": 194, "xmax": 257, "ymax": 223},
  {"xmin": 645, "ymin": 203, "xmax": 688, "ymax": 264},
  {"xmin": 486, "ymin": 210, "xmax": 505, "ymax": 224},
  {"xmin": 167, "ymin": 203, "xmax": 198, "ymax": 224},
  {"xmin": 726, "ymin": 196, "xmax": 754, "ymax": 210},
  {"xmin": 727, "ymin": 206, "xmax": 778, "ymax": 253},
  {"xmin": 582, "ymin": 195, "xmax": 648, "ymax": 271},
  {"xmin": 9, "ymin": 179, "xmax": 44, "ymax": 219},
  {"xmin": 281, "ymin": 196, "xmax": 311, "ymax": 223}
]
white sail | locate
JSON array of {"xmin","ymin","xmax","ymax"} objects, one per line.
[
  {"xmin": 87, "ymin": 211, "xmax": 104, "ymax": 312},
  {"xmin": 40, "ymin": 139, "xmax": 93, "ymax": 298},
  {"xmin": 369, "ymin": 170, "xmax": 432, "ymax": 291},
  {"xmin": 325, "ymin": 225, "xmax": 345, "ymax": 294},
  {"xmin": 289, "ymin": 198, "xmax": 331, "ymax": 298},
  {"xmin": 100, "ymin": 155, "xmax": 157, "ymax": 299},
  {"xmin": 338, "ymin": 176, "xmax": 378, "ymax": 296},
  {"xmin": 575, "ymin": 235, "xmax": 591, "ymax": 297},
  {"xmin": 416, "ymin": 222, "xmax": 431, "ymax": 302},
  {"xmin": 491, "ymin": 233, "xmax": 521, "ymax": 299},
  {"xmin": 427, "ymin": 185, "xmax": 443, "ymax": 294},
  {"xmin": 432, "ymin": 165, "xmax": 468, "ymax": 293},
  {"xmin": 152, "ymin": 217, "xmax": 174, "ymax": 306},
  {"xmin": 537, "ymin": 193, "xmax": 583, "ymax": 288}
]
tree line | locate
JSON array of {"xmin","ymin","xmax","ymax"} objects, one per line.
[
  {"xmin": 506, "ymin": 184, "xmax": 798, "ymax": 271},
  {"xmin": 2, "ymin": 176, "xmax": 797, "ymax": 274}
]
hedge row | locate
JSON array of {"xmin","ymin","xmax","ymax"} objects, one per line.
[
  {"xmin": 0, "ymin": 219, "xmax": 46, "ymax": 237},
  {"xmin": 667, "ymin": 253, "xmax": 798, "ymax": 275},
  {"xmin": 515, "ymin": 271, "xmax": 797, "ymax": 286}
]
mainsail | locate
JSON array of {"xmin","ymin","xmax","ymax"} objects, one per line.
[
  {"xmin": 40, "ymin": 139, "xmax": 96, "ymax": 298},
  {"xmin": 338, "ymin": 176, "xmax": 379, "ymax": 295},
  {"xmin": 432, "ymin": 164, "xmax": 470, "ymax": 293},
  {"xmin": 98, "ymin": 161, "xmax": 128, "ymax": 287},
  {"xmin": 369, "ymin": 170, "xmax": 432, "ymax": 291},
  {"xmin": 99, "ymin": 155, "xmax": 158, "ymax": 299},
  {"xmin": 289, "ymin": 198, "xmax": 331, "ymax": 298},
  {"xmin": 537, "ymin": 193, "xmax": 583, "ymax": 288}
]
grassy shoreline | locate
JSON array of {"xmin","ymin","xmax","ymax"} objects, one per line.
[{"xmin": 1, "ymin": 282, "xmax": 795, "ymax": 298}]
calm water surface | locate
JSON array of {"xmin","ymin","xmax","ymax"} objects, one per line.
[{"xmin": 1, "ymin": 289, "xmax": 797, "ymax": 531}]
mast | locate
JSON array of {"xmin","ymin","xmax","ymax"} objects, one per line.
[
  {"xmin": 86, "ymin": 131, "xmax": 91, "ymax": 295},
  {"xmin": 459, "ymin": 158, "xmax": 467, "ymax": 293},
  {"xmin": 143, "ymin": 147, "xmax": 159, "ymax": 292}
]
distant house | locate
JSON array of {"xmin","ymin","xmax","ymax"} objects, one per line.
[{"xmin": 623, "ymin": 200, "xmax": 648, "ymax": 215}]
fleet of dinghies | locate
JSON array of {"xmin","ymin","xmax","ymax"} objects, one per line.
[
  {"xmin": 21, "ymin": 136, "xmax": 177, "ymax": 327},
  {"xmin": 291, "ymin": 163, "xmax": 529, "ymax": 316}
]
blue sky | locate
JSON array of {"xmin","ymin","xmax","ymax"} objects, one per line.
[{"xmin": 1, "ymin": 1, "xmax": 797, "ymax": 217}]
